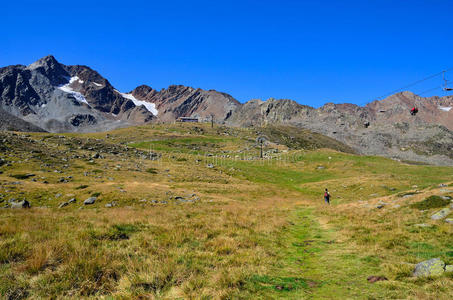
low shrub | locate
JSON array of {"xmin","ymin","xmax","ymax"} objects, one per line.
[{"xmin": 410, "ymin": 195, "xmax": 450, "ymax": 210}]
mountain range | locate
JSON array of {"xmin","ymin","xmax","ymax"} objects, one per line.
[{"xmin": 1, "ymin": 55, "xmax": 453, "ymax": 165}]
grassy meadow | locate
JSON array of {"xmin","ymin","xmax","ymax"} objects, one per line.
[{"xmin": 0, "ymin": 123, "xmax": 452, "ymax": 299}]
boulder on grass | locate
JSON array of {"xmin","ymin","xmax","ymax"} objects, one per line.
[
  {"xmin": 431, "ymin": 208, "xmax": 451, "ymax": 220},
  {"xmin": 413, "ymin": 258, "xmax": 445, "ymax": 277},
  {"xmin": 58, "ymin": 202, "xmax": 69, "ymax": 208},
  {"xmin": 11, "ymin": 200, "xmax": 30, "ymax": 209},
  {"xmin": 84, "ymin": 197, "xmax": 96, "ymax": 205}
]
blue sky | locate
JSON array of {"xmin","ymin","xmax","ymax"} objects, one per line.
[{"xmin": 2, "ymin": 0, "xmax": 453, "ymax": 106}]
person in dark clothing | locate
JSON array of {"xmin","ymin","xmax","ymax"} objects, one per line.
[
  {"xmin": 410, "ymin": 107, "xmax": 418, "ymax": 116},
  {"xmin": 324, "ymin": 188, "xmax": 330, "ymax": 204}
]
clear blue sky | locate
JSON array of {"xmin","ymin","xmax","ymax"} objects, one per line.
[{"xmin": 2, "ymin": 0, "xmax": 453, "ymax": 106}]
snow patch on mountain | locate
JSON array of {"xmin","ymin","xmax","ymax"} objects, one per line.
[
  {"xmin": 439, "ymin": 106, "xmax": 452, "ymax": 112},
  {"xmin": 114, "ymin": 90, "xmax": 158, "ymax": 115},
  {"xmin": 58, "ymin": 76, "xmax": 90, "ymax": 105}
]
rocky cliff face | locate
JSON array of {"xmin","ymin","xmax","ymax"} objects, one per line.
[
  {"xmin": 0, "ymin": 55, "xmax": 155, "ymax": 132},
  {"xmin": 130, "ymin": 84, "xmax": 240, "ymax": 122},
  {"xmin": 227, "ymin": 92, "xmax": 453, "ymax": 165}
]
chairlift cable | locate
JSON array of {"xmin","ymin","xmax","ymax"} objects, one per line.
[
  {"xmin": 375, "ymin": 68, "xmax": 453, "ymax": 100},
  {"xmin": 417, "ymin": 85, "xmax": 445, "ymax": 96}
]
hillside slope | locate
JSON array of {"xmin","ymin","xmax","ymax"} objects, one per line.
[
  {"xmin": 0, "ymin": 107, "xmax": 46, "ymax": 132},
  {"xmin": 227, "ymin": 94, "xmax": 453, "ymax": 165},
  {"xmin": 0, "ymin": 122, "xmax": 452, "ymax": 299}
]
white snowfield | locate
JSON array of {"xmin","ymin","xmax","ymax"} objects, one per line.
[
  {"xmin": 58, "ymin": 77, "xmax": 90, "ymax": 106},
  {"xmin": 438, "ymin": 106, "xmax": 452, "ymax": 112},
  {"xmin": 93, "ymin": 82, "xmax": 103, "ymax": 87},
  {"xmin": 114, "ymin": 90, "xmax": 158, "ymax": 115}
]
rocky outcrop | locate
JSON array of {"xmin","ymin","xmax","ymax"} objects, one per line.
[
  {"xmin": 226, "ymin": 93, "xmax": 453, "ymax": 165},
  {"xmin": 130, "ymin": 84, "xmax": 240, "ymax": 122},
  {"xmin": 69, "ymin": 114, "xmax": 97, "ymax": 127}
]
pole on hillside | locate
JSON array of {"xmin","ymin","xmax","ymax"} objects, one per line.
[
  {"xmin": 211, "ymin": 114, "xmax": 214, "ymax": 128},
  {"xmin": 260, "ymin": 141, "xmax": 263, "ymax": 159},
  {"xmin": 256, "ymin": 136, "xmax": 265, "ymax": 159}
]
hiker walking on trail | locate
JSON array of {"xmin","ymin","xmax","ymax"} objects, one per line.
[{"xmin": 324, "ymin": 188, "xmax": 330, "ymax": 204}]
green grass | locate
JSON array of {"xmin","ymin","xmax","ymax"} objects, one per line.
[
  {"xmin": 410, "ymin": 195, "xmax": 451, "ymax": 210},
  {"xmin": 1, "ymin": 123, "xmax": 453, "ymax": 299}
]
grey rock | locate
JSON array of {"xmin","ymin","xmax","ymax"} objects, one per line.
[
  {"xmin": 445, "ymin": 218, "xmax": 453, "ymax": 224},
  {"xmin": 105, "ymin": 201, "xmax": 116, "ymax": 208},
  {"xmin": 413, "ymin": 258, "xmax": 446, "ymax": 277},
  {"xmin": 58, "ymin": 202, "xmax": 69, "ymax": 208},
  {"xmin": 446, "ymin": 265, "xmax": 453, "ymax": 272},
  {"xmin": 68, "ymin": 198, "xmax": 76, "ymax": 203},
  {"xmin": 11, "ymin": 200, "xmax": 30, "ymax": 209},
  {"xmin": 83, "ymin": 197, "xmax": 96, "ymax": 205},
  {"xmin": 431, "ymin": 208, "xmax": 451, "ymax": 220},
  {"xmin": 207, "ymin": 164, "xmax": 214, "ymax": 168}
]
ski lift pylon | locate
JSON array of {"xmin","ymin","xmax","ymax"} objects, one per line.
[{"xmin": 443, "ymin": 71, "xmax": 453, "ymax": 91}]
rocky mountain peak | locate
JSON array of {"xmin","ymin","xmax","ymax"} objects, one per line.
[
  {"xmin": 27, "ymin": 55, "xmax": 69, "ymax": 86},
  {"xmin": 131, "ymin": 85, "xmax": 156, "ymax": 98},
  {"xmin": 28, "ymin": 55, "xmax": 59, "ymax": 68}
]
